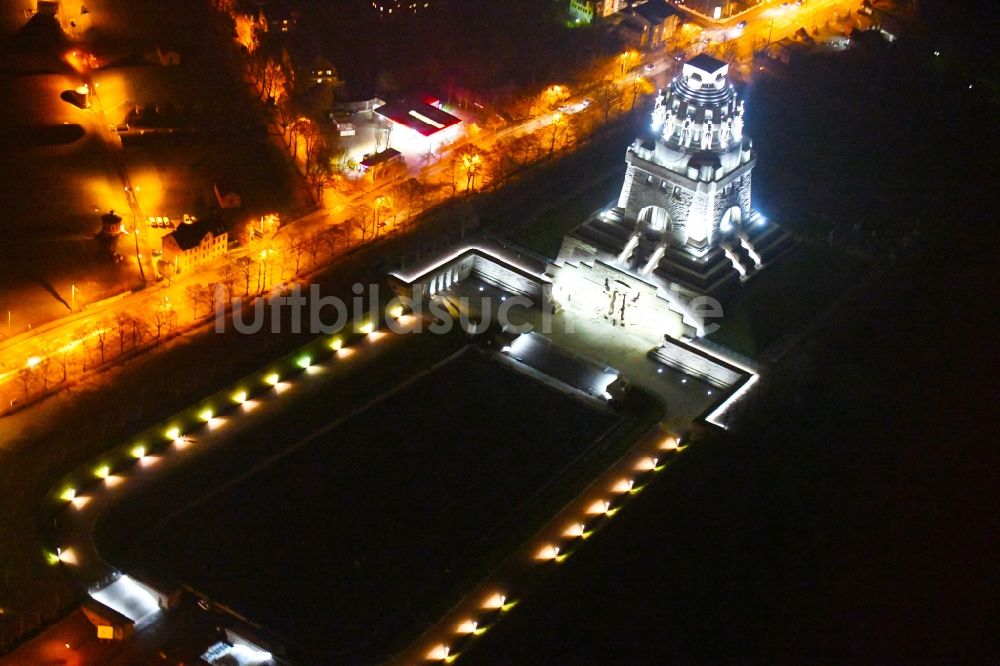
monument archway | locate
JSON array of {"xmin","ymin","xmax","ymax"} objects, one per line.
[
  {"xmin": 720, "ymin": 206, "xmax": 742, "ymax": 232},
  {"xmin": 638, "ymin": 205, "xmax": 671, "ymax": 233}
]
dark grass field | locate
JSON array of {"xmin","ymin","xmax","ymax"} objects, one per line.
[{"xmin": 99, "ymin": 347, "xmax": 619, "ymax": 661}]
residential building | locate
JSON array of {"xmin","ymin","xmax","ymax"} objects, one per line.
[
  {"xmin": 569, "ymin": 0, "xmax": 627, "ymax": 23},
  {"xmin": 305, "ymin": 56, "xmax": 341, "ymax": 86},
  {"xmin": 569, "ymin": 0, "xmax": 596, "ymax": 23},
  {"xmin": 597, "ymin": 0, "xmax": 629, "ymax": 17},
  {"xmin": 252, "ymin": 0, "xmax": 298, "ymax": 33},
  {"xmin": 762, "ymin": 37, "xmax": 812, "ymax": 67},
  {"xmin": 161, "ymin": 217, "xmax": 229, "ymax": 275},
  {"xmin": 623, "ymin": 0, "xmax": 680, "ymax": 49}
]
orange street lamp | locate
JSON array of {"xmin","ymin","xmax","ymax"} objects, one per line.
[{"xmin": 373, "ymin": 195, "xmax": 393, "ymax": 236}]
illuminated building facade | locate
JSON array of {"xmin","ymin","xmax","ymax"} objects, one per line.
[
  {"xmin": 623, "ymin": 0, "xmax": 680, "ymax": 48},
  {"xmin": 374, "ymin": 93, "xmax": 462, "ymax": 158},
  {"xmin": 255, "ymin": 0, "xmax": 298, "ymax": 33},
  {"xmin": 306, "ymin": 57, "xmax": 340, "ymax": 85},
  {"xmin": 553, "ymin": 54, "xmax": 790, "ymax": 338},
  {"xmin": 372, "ymin": 0, "xmax": 431, "ymax": 17},
  {"xmin": 569, "ymin": 0, "xmax": 628, "ymax": 23},
  {"xmin": 161, "ymin": 218, "xmax": 229, "ymax": 275},
  {"xmin": 595, "ymin": 0, "xmax": 629, "ymax": 17}
]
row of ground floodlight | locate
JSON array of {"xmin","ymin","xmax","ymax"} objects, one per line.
[
  {"xmin": 47, "ymin": 309, "xmax": 410, "ymax": 568},
  {"xmin": 423, "ymin": 434, "xmax": 687, "ymax": 663}
]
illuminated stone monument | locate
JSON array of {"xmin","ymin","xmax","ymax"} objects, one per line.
[{"xmin": 553, "ymin": 54, "xmax": 791, "ymax": 338}]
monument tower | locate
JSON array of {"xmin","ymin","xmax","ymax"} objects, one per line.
[{"xmin": 554, "ymin": 54, "xmax": 790, "ymax": 338}]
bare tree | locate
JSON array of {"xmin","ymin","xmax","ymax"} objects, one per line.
[
  {"xmin": 508, "ymin": 132, "xmax": 540, "ymax": 166},
  {"xmin": 74, "ymin": 326, "xmax": 91, "ymax": 370},
  {"xmin": 294, "ymin": 234, "xmax": 317, "ymax": 270},
  {"xmin": 207, "ymin": 282, "xmax": 225, "ymax": 318},
  {"xmin": 305, "ymin": 152, "xmax": 335, "ymax": 202},
  {"xmin": 94, "ymin": 323, "xmax": 110, "ymax": 365},
  {"xmin": 16, "ymin": 366, "xmax": 35, "ymax": 400},
  {"xmin": 149, "ymin": 306, "xmax": 176, "ymax": 340},
  {"xmin": 200, "ymin": 284, "xmax": 219, "ymax": 317},
  {"xmin": 158, "ymin": 260, "xmax": 176, "ymax": 286},
  {"xmin": 114, "ymin": 313, "xmax": 130, "ymax": 355},
  {"xmin": 55, "ymin": 346, "xmax": 73, "ymax": 383},
  {"xmin": 130, "ymin": 317, "xmax": 149, "ymax": 348},
  {"xmin": 337, "ymin": 221, "xmax": 354, "ymax": 249},
  {"xmin": 329, "ymin": 146, "xmax": 350, "ymax": 178},
  {"xmin": 350, "ymin": 210, "xmax": 372, "ymax": 242},
  {"xmin": 186, "ymin": 284, "xmax": 214, "ymax": 319},
  {"xmin": 569, "ymin": 107, "xmax": 599, "ymax": 150},
  {"xmin": 628, "ymin": 76, "xmax": 654, "ymax": 111},
  {"xmin": 221, "ymin": 262, "xmax": 239, "ymax": 301},
  {"xmin": 236, "ymin": 257, "xmax": 255, "ymax": 296},
  {"xmin": 593, "ymin": 80, "xmax": 622, "ymax": 125},
  {"xmin": 288, "ymin": 118, "xmax": 308, "ymax": 160},
  {"xmin": 543, "ymin": 112, "xmax": 572, "ymax": 157},
  {"xmin": 453, "ymin": 145, "xmax": 484, "ymax": 193},
  {"xmin": 485, "ymin": 141, "xmax": 519, "ymax": 189},
  {"xmin": 246, "ymin": 46, "xmax": 265, "ymax": 81},
  {"xmin": 257, "ymin": 248, "xmax": 279, "ymax": 292},
  {"xmin": 234, "ymin": 13, "xmax": 261, "ymax": 54},
  {"xmin": 37, "ymin": 353, "xmax": 52, "ymax": 390},
  {"xmin": 303, "ymin": 125, "xmax": 336, "ymax": 201},
  {"xmin": 258, "ymin": 57, "xmax": 286, "ymax": 102},
  {"xmin": 396, "ymin": 178, "xmax": 427, "ymax": 224},
  {"xmin": 276, "ymin": 96, "xmax": 300, "ymax": 150},
  {"xmin": 318, "ymin": 226, "xmax": 340, "ymax": 260}
]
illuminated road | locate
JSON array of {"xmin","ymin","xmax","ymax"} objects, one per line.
[
  {"xmin": 687, "ymin": 0, "xmax": 862, "ymax": 56},
  {"xmin": 64, "ymin": 49, "xmax": 157, "ymax": 284},
  {"xmin": 743, "ymin": 0, "xmax": 861, "ymax": 47}
]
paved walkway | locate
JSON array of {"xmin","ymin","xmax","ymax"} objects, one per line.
[{"xmin": 447, "ymin": 280, "xmax": 722, "ymax": 431}]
